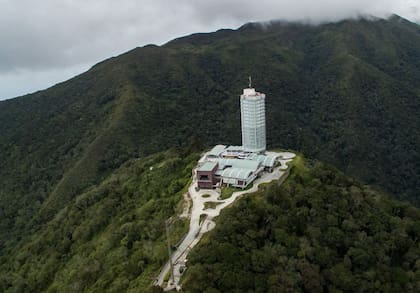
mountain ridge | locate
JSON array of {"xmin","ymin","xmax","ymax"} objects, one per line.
[{"xmin": 0, "ymin": 15, "xmax": 420, "ymax": 291}]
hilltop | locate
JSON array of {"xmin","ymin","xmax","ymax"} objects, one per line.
[{"xmin": 183, "ymin": 155, "xmax": 420, "ymax": 292}]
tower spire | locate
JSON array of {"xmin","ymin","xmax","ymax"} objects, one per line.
[{"xmin": 248, "ymin": 76, "xmax": 252, "ymax": 88}]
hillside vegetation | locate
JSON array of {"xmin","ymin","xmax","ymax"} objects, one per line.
[
  {"xmin": 0, "ymin": 14, "xmax": 419, "ymax": 291},
  {"xmin": 183, "ymin": 156, "xmax": 420, "ymax": 292},
  {"xmin": 0, "ymin": 149, "xmax": 198, "ymax": 292},
  {"xmin": 2, "ymin": 149, "xmax": 419, "ymax": 292}
]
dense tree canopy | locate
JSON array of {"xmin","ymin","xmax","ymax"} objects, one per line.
[
  {"xmin": 0, "ymin": 149, "xmax": 198, "ymax": 292},
  {"xmin": 183, "ymin": 157, "xmax": 420, "ymax": 292}
]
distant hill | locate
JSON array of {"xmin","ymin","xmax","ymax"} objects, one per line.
[{"xmin": 0, "ymin": 14, "xmax": 420, "ymax": 291}]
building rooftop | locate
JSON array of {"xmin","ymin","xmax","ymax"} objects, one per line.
[
  {"xmin": 242, "ymin": 88, "xmax": 265, "ymax": 98},
  {"xmin": 218, "ymin": 158, "xmax": 260, "ymax": 171},
  {"xmin": 207, "ymin": 145, "xmax": 227, "ymax": 157},
  {"xmin": 197, "ymin": 161, "xmax": 218, "ymax": 172},
  {"xmin": 247, "ymin": 154, "xmax": 277, "ymax": 168},
  {"xmin": 221, "ymin": 168, "xmax": 253, "ymax": 180},
  {"xmin": 224, "ymin": 145, "xmax": 244, "ymax": 152}
]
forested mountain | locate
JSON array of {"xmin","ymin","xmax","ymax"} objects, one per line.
[{"xmin": 0, "ymin": 14, "xmax": 419, "ymax": 292}]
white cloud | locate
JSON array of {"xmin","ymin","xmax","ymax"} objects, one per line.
[{"xmin": 0, "ymin": 0, "xmax": 418, "ymax": 100}]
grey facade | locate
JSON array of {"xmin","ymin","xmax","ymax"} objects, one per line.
[{"xmin": 240, "ymin": 88, "xmax": 266, "ymax": 153}]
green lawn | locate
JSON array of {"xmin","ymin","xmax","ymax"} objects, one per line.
[
  {"xmin": 199, "ymin": 214, "xmax": 207, "ymax": 225},
  {"xmin": 203, "ymin": 202, "xmax": 222, "ymax": 210}
]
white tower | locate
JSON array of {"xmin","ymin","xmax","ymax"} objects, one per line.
[{"xmin": 240, "ymin": 78, "xmax": 266, "ymax": 153}]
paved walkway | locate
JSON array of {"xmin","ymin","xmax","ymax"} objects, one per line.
[{"xmin": 155, "ymin": 152, "xmax": 295, "ymax": 290}]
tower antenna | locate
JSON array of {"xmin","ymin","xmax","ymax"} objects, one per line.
[{"xmin": 248, "ymin": 76, "xmax": 252, "ymax": 88}]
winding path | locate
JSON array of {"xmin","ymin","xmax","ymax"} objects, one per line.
[{"xmin": 155, "ymin": 151, "xmax": 295, "ymax": 290}]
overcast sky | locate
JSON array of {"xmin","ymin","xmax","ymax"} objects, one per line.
[{"xmin": 0, "ymin": 0, "xmax": 419, "ymax": 101}]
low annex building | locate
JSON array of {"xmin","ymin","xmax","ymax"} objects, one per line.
[
  {"xmin": 197, "ymin": 145, "xmax": 277, "ymax": 189},
  {"xmin": 196, "ymin": 162, "xmax": 219, "ymax": 189},
  {"xmin": 218, "ymin": 158, "xmax": 263, "ymax": 188}
]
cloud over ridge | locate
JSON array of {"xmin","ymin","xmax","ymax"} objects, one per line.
[{"xmin": 0, "ymin": 0, "xmax": 418, "ymax": 99}]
